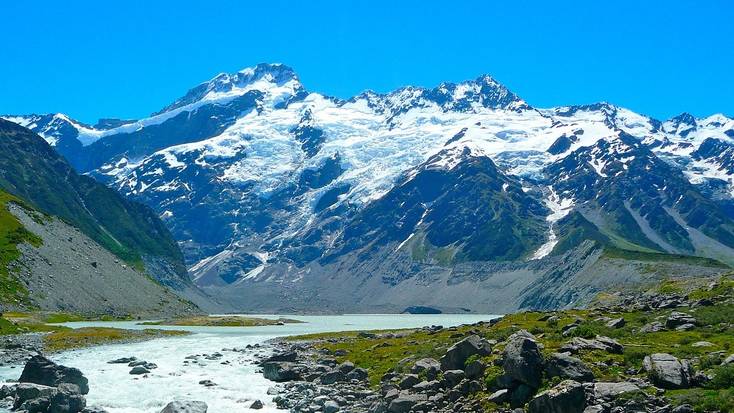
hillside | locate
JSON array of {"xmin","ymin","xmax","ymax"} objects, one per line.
[
  {"xmin": 0, "ymin": 190, "xmax": 199, "ymax": 316},
  {"xmin": 0, "ymin": 119, "xmax": 190, "ymax": 288}
]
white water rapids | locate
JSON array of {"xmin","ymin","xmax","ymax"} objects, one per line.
[{"xmin": 0, "ymin": 314, "xmax": 498, "ymax": 413}]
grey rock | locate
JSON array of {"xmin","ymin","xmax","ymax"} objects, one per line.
[
  {"xmin": 398, "ymin": 374, "xmax": 420, "ymax": 389},
  {"xmin": 606, "ymin": 318, "xmax": 625, "ymax": 329},
  {"xmin": 19, "ymin": 356, "xmax": 90, "ymax": 395},
  {"xmin": 337, "ymin": 361, "xmax": 355, "ymax": 374},
  {"xmin": 672, "ymin": 404, "xmax": 694, "ymax": 413},
  {"xmin": 665, "ymin": 312, "xmax": 697, "ymax": 329},
  {"xmin": 347, "ymin": 367, "xmax": 369, "ymax": 381},
  {"xmin": 560, "ymin": 336, "xmax": 623, "ymax": 354},
  {"xmin": 722, "ymin": 354, "xmax": 734, "ymax": 365},
  {"xmin": 159, "ymin": 401, "xmax": 208, "ymax": 413},
  {"xmin": 262, "ymin": 351, "xmax": 297, "ymax": 363},
  {"xmin": 411, "ymin": 358, "xmax": 440, "ymax": 379},
  {"xmin": 49, "ymin": 383, "xmax": 86, "ymax": 413},
  {"xmin": 640, "ymin": 322, "xmax": 664, "ymax": 333},
  {"xmin": 528, "ymin": 380, "xmax": 585, "ymax": 413},
  {"xmin": 488, "ymin": 389, "xmax": 509, "ymax": 404},
  {"xmin": 439, "ymin": 335, "xmax": 491, "ymax": 371},
  {"xmin": 107, "ymin": 357, "xmax": 137, "ymax": 364},
  {"xmin": 510, "ymin": 383, "xmax": 535, "ymax": 408},
  {"xmin": 324, "ymin": 400, "xmax": 340, "ymax": 413},
  {"xmin": 13, "ymin": 383, "xmax": 58, "ymax": 410},
  {"xmin": 129, "ymin": 366, "xmax": 149, "ymax": 375},
  {"xmin": 321, "ymin": 370, "xmax": 347, "ymax": 385},
  {"xmin": 443, "ymin": 370, "xmax": 464, "ymax": 386},
  {"xmin": 502, "ymin": 331, "xmax": 543, "ymax": 388},
  {"xmin": 388, "ymin": 394, "xmax": 426, "ymax": 413},
  {"xmin": 545, "ymin": 352, "xmax": 594, "ymax": 382},
  {"xmin": 262, "ymin": 362, "xmax": 301, "ymax": 382},
  {"xmin": 643, "ymin": 353, "xmax": 693, "ymax": 389},
  {"xmin": 593, "ymin": 382, "xmax": 641, "ymax": 399},
  {"xmin": 464, "ymin": 360, "xmax": 485, "ymax": 380},
  {"xmin": 249, "ymin": 400, "xmax": 263, "ymax": 409}
]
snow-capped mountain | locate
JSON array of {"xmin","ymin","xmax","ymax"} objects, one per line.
[{"xmin": 5, "ymin": 63, "xmax": 734, "ymax": 313}]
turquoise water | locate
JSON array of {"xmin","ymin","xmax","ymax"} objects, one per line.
[{"xmin": 0, "ymin": 314, "xmax": 498, "ymax": 413}]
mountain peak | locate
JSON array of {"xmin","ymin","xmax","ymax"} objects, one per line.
[{"xmin": 154, "ymin": 63, "xmax": 304, "ymax": 116}]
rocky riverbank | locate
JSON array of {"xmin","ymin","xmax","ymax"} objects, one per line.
[{"xmin": 257, "ymin": 275, "xmax": 734, "ymax": 412}]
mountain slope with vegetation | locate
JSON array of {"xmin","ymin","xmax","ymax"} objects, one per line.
[{"xmin": 0, "ymin": 119, "xmax": 188, "ymax": 287}]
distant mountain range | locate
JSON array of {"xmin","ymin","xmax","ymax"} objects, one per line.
[{"xmin": 4, "ymin": 63, "xmax": 734, "ymax": 313}]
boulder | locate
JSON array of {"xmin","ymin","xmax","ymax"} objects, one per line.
[
  {"xmin": 439, "ymin": 335, "xmax": 491, "ymax": 371},
  {"xmin": 320, "ymin": 370, "xmax": 347, "ymax": 385},
  {"xmin": 262, "ymin": 351, "xmax": 297, "ymax": 363},
  {"xmin": 249, "ymin": 400, "xmax": 263, "ymax": 409},
  {"xmin": 510, "ymin": 383, "xmax": 535, "ymax": 408},
  {"xmin": 643, "ymin": 353, "xmax": 693, "ymax": 389},
  {"xmin": 323, "ymin": 400, "xmax": 340, "ymax": 413},
  {"xmin": 49, "ymin": 383, "xmax": 86, "ymax": 413},
  {"xmin": 464, "ymin": 360, "xmax": 485, "ymax": 380},
  {"xmin": 159, "ymin": 401, "xmax": 208, "ymax": 413},
  {"xmin": 487, "ymin": 389, "xmax": 509, "ymax": 404},
  {"xmin": 347, "ymin": 367, "xmax": 369, "ymax": 381},
  {"xmin": 19, "ymin": 356, "xmax": 89, "ymax": 395},
  {"xmin": 398, "ymin": 374, "xmax": 421, "ymax": 389},
  {"xmin": 107, "ymin": 357, "xmax": 137, "ymax": 364},
  {"xmin": 412, "ymin": 358, "xmax": 440, "ymax": 379},
  {"xmin": 722, "ymin": 354, "xmax": 734, "ymax": 365},
  {"xmin": 502, "ymin": 331, "xmax": 544, "ymax": 388},
  {"xmin": 560, "ymin": 336, "xmax": 623, "ymax": 354},
  {"xmin": 639, "ymin": 322, "xmax": 664, "ymax": 333},
  {"xmin": 388, "ymin": 394, "xmax": 426, "ymax": 413},
  {"xmin": 262, "ymin": 362, "xmax": 301, "ymax": 382},
  {"xmin": 442, "ymin": 370, "xmax": 464, "ymax": 386},
  {"xmin": 13, "ymin": 383, "xmax": 58, "ymax": 410},
  {"xmin": 665, "ymin": 312, "xmax": 697, "ymax": 329},
  {"xmin": 528, "ymin": 380, "xmax": 585, "ymax": 413},
  {"xmin": 593, "ymin": 382, "xmax": 641, "ymax": 399},
  {"xmin": 545, "ymin": 352, "xmax": 594, "ymax": 382},
  {"xmin": 605, "ymin": 318, "xmax": 625, "ymax": 329},
  {"xmin": 337, "ymin": 361, "xmax": 355, "ymax": 374},
  {"xmin": 129, "ymin": 366, "xmax": 149, "ymax": 375}
]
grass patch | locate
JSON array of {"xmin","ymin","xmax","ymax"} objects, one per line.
[
  {"xmin": 140, "ymin": 315, "xmax": 303, "ymax": 327},
  {"xmin": 0, "ymin": 191, "xmax": 43, "ymax": 305},
  {"xmin": 43, "ymin": 327, "xmax": 188, "ymax": 352}
]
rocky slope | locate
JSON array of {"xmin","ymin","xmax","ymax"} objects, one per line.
[
  {"xmin": 260, "ymin": 275, "xmax": 734, "ymax": 412},
  {"xmin": 4, "ymin": 200, "xmax": 199, "ymax": 317},
  {"xmin": 5, "ymin": 64, "xmax": 734, "ymax": 312}
]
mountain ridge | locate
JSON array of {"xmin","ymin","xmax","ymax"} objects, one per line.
[{"xmin": 4, "ymin": 64, "xmax": 734, "ymax": 313}]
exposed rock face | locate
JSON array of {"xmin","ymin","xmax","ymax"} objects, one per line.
[
  {"xmin": 159, "ymin": 401, "xmax": 208, "ymax": 413},
  {"xmin": 502, "ymin": 331, "xmax": 544, "ymax": 388},
  {"xmin": 439, "ymin": 335, "xmax": 491, "ymax": 371},
  {"xmin": 19, "ymin": 356, "xmax": 89, "ymax": 395},
  {"xmin": 545, "ymin": 352, "xmax": 594, "ymax": 382},
  {"xmin": 528, "ymin": 380, "xmax": 585, "ymax": 413},
  {"xmin": 643, "ymin": 353, "xmax": 693, "ymax": 389}
]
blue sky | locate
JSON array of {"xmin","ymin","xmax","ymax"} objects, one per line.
[{"xmin": 1, "ymin": 1, "xmax": 732, "ymax": 123}]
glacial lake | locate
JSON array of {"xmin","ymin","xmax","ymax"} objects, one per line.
[{"xmin": 0, "ymin": 314, "xmax": 499, "ymax": 413}]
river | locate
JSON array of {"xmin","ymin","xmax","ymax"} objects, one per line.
[{"xmin": 0, "ymin": 314, "xmax": 498, "ymax": 413}]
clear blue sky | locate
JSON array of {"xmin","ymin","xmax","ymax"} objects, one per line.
[{"xmin": 1, "ymin": 1, "xmax": 732, "ymax": 123}]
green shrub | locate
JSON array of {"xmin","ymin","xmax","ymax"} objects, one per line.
[
  {"xmin": 709, "ymin": 365, "xmax": 734, "ymax": 390},
  {"xmin": 570, "ymin": 323, "xmax": 599, "ymax": 339}
]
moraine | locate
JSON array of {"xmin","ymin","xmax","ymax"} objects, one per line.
[{"xmin": 0, "ymin": 314, "xmax": 497, "ymax": 413}]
